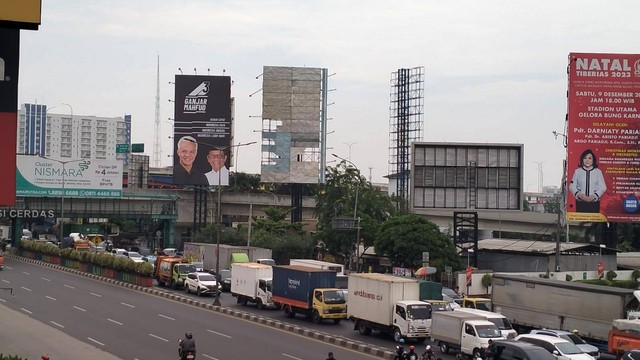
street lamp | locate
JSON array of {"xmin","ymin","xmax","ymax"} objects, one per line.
[
  {"xmin": 343, "ymin": 142, "xmax": 357, "ymax": 161},
  {"xmin": 332, "ymin": 153, "xmax": 361, "ymax": 272}
]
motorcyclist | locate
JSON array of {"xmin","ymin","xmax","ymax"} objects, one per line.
[
  {"xmin": 406, "ymin": 345, "xmax": 418, "ymax": 360},
  {"xmin": 422, "ymin": 345, "xmax": 435, "ymax": 360},
  {"xmin": 179, "ymin": 332, "xmax": 196, "ymax": 359},
  {"xmin": 394, "ymin": 339, "xmax": 406, "ymax": 360}
]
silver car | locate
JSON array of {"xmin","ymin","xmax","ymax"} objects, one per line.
[{"xmin": 529, "ymin": 329, "xmax": 600, "ymax": 359}]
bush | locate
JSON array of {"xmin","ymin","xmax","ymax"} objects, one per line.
[
  {"xmin": 61, "ymin": 248, "xmax": 74, "ymax": 258},
  {"xmin": 0, "ymin": 354, "xmax": 28, "ymax": 360},
  {"xmin": 632, "ymin": 269, "xmax": 640, "ymax": 281},
  {"xmin": 481, "ymin": 274, "xmax": 493, "ymax": 290},
  {"xmin": 606, "ymin": 270, "xmax": 618, "ymax": 281},
  {"xmin": 566, "ymin": 274, "xmax": 573, "ymax": 281},
  {"xmin": 136, "ymin": 262, "xmax": 154, "ymax": 276}
]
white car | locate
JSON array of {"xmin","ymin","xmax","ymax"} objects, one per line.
[
  {"xmin": 126, "ymin": 251, "xmax": 145, "ymax": 263},
  {"xmin": 184, "ymin": 272, "xmax": 220, "ymax": 297},
  {"xmin": 515, "ymin": 334, "xmax": 595, "ymax": 360}
]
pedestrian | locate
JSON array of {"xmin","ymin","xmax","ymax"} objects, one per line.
[{"xmin": 326, "ymin": 351, "xmax": 336, "ymax": 360}]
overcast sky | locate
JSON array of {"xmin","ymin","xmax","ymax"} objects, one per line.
[{"xmin": 17, "ymin": 0, "xmax": 640, "ymax": 189}]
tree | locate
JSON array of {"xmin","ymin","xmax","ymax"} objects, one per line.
[
  {"xmin": 314, "ymin": 162, "xmax": 396, "ymax": 264},
  {"xmin": 374, "ymin": 214, "xmax": 463, "ymax": 273},
  {"xmin": 250, "ymin": 207, "xmax": 313, "ymax": 264}
]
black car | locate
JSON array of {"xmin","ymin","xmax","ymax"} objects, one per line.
[
  {"xmin": 622, "ymin": 349, "xmax": 640, "ymax": 360},
  {"xmin": 488, "ymin": 340, "xmax": 556, "ymax": 360},
  {"xmin": 210, "ymin": 269, "xmax": 232, "ymax": 292}
]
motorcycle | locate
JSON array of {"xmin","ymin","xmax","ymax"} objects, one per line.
[{"xmin": 178, "ymin": 339, "xmax": 196, "ymax": 360}]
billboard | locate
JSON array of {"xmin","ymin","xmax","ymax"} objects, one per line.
[
  {"xmin": 567, "ymin": 53, "xmax": 640, "ymax": 223},
  {"xmin": 16, "ymin": 155, "xmax": 123, "ymax": 198},
  {"xmin": 173, "ymin": 75, "xmax": 232, "ymax": 186},
  {"xmin": 0, "ymin": 28, "xmax": 20, "ymax": 206},
  {"xmin": 0, "ymin": 0, "xmax": 42, "ymax": 30}
]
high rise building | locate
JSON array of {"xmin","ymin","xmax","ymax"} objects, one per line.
[{"xmin": 17, "ymin": 103, "xmax": 131, "ymax": 163}]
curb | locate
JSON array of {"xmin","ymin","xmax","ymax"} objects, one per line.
[{"xmin": 6, "ymin": 254, "xmax": 395, "ymax": 359}]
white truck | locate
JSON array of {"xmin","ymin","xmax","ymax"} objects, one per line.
[
  {"xmin": 348, "ymin": 273, "xmax": 431, "ymax": 343},
  {"xmin": 431, "ymin": 311, "xmax": 504, "ymax": 358},
  {"xmin": 231, "ymin": 263, "xmax": 274, "ymax": 309},
  {"xmin": 454, "ymin": 308, "xmax": 518, "ymax": 339}
]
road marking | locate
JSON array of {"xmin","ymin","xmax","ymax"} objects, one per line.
[
  {"xmin": 88, "ymin": 337, "xmax": 104, "ymax": 346},
  {"xmin": 121, "ymin": 302, "xmax": 135, "ymax": 308},
  {"xmin": 20, "ymin": 308, "xmax": 32, "ymax": 314},
  {"xmin": 149, "ymin": 333, "xmax": 169, "ymax": 342},
  {"xmin": 90, "ymin": 292, "xmax": 102, "ymax": 297},
  {"xmin": 41, "ymin": 277, "xmax": 51, "ymax": 282},
  {"xmin": 50, "ymin": 321, "xmax": 64, "ymax": 328},
  {"xmin": 282, "ymin": 354, "xmax": 303, "ymax": 360},
  {"xmin": 206, "ymin": 329, "xmax": 232, "ymax": 338},
  {"xmin": 64, "ymin": 284, "xmax": 75, "ymax": 289},
  {"xmin": 46, "ymin": 296, "xmax": 56, "ymax": 301},
  {"xmin": 22, "ymin": 271, "xmax": 30, "ymax": 275},
  {"xmin": 107, "ymin": 318, "xmax": 123, "ymax": 326},
  {"xmin": 73, "ymin": 306, "xmax": 87, "ymax": 312},
  {"xmin": 158, "ymin": 314, "xmax": 175, "ymax": 321},
  {"xmin": 20, "ymin": 286, "xmax": 32, "ymax": 292},
  {"xmin": 201, "ymin": 354, "xmax": 219, "ymax": 360},
  {"xmin": 1, "ymin": 279, "xmax": 9, "ymax": 283},
  {"xmin": 3, "ymin": 266, "xmax": 11, "ymax": 270},
  {"xmin": 0, "ymin": 298, "xmax": 6, "ymax": 303}
]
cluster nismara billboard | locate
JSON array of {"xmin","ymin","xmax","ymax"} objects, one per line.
[
  {"xmin": 567, "ymin": 53, "xmax": 640, "ymax": 223},
  {"xmin": 172, "ymin": 75, "xmax": 232, "ymax": 186}
]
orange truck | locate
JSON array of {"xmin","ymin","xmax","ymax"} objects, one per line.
[
  {"xmin": 154, "ymin": 256, "xmax": 196, "ymax": 289},
  {"xmin": 608, "ymin": 319, "xmax": 640, "ymax": 356},
  {"xmin": 0, "ymin": 253, "xmax": 4, "ymax": 270}
]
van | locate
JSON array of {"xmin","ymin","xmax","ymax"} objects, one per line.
[
  {"xmin": 455, "ymin": 308, "xmax": 517, "ymax": 339},
  {"xmin": 515, "ymin": 334, "xmax": 595, "ymax": 360},
  {"xmin": 489, "ymin": 339, "xmax": 556, "ymax": 360}
]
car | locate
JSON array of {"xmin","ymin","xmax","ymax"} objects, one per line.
[
  {"xmin": 442, "ymin": 286, "xmax": 463, "ymax": 305},
  {"xmin": 488, "ymin": 339, "xmax": 557, "ymax": 360},
  {"xmin": 442, "ymin": 293, "xmax": 461, "ymax": 309},
  {"xmin": 111, "ymin": 248, "xmax": 128, "ymax": 257},
  {"xmin": 142, "ymin": 255, "xmax": 157, "ymax": 269},
  {"xmin": 184, "ymin": 272, "xmax": 220, "ymax": 297},
  {"xmin": 515, "ymin": 334, "xmax": 595, "ymax": 360},
  {"xmin": 622, "ymin": 349, "xmax": 640, "ymax": 360},
  {"xmin": 529, "ymin": 329, "xmax": 600, "ymax": 359},
  {"xmin": 126, "ymin": 251, "xmax": 145, "ymax": 263},
  {"xmin": 213, "ymin": 269, "xmax": 231, "ymax": 292}
]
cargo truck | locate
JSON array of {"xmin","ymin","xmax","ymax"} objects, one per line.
[
  {"xmin": 231, "ymin": 263, "xmax": 274, "ymax": 309},
  {"xmin": 347, "ymin": 273, "xmax": 432, "ymax": 343},
  {"xmin": 289, "ymin": 259, "xmax": 348, "ymax": 288},
  {"xmin": 492, "ymin": 274, "xmax": 640, "ymax": 344},
  {"xmin": 608, "ymin": 318, "xmax": 640, "ymax": 356},
  {"xmin": 431, "ymin": 310, "xmax": 504, "ymax": 358},
  {"xmin": 272, "ymin": 265, "xmax": 347, "ymax": 324},
  {"xmin": 154, "ymin": 256, "xmax": 197, "ymax": 289},
  {"xmin": 183, "ymin": 243, "xmax": 272, "ymax": 271}
]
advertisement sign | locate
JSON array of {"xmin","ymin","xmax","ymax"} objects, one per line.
[
  {"xmin": 597, "ymin": 261, "xmax": 605, "ymax": 279},
  {"xmin": 0, "ymin": 0, "xmax": 41, "ymax": 30},
  {"xmin": 567, "ymin": 53, "xmax": 640, "ymax": 223},
  {"xmin": 172, "ymin": 75, "xmax": 231, "ymax": 186},
  {"xmin": 0, "ymin": 28, "xmax": 20, "ymax": 206},
  {"xmin": 16, "ymin": 155, "xmax": 123, "ymax": 198},
  {"xmin": 466, "ymin": 266, "xmax": 472, "ymax": 286}
]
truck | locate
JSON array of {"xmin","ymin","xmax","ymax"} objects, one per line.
[
  {"xmin": 272, "ymin": 265, "xmax": 347, "ymax": 324},
  {"xmin": 231, "ymin": 263, "xmax": 274, "ymax": 309},
  {"xmin": 608, "ymin": 318, "xmax": 640, "ymax": 356},
  {"xmin": 431, "ymin": 310, "xmax": 504, "ymax": 358},
  {"xmin": 289, "ymin": 259, "xmax": 348, "ymax": 289},
  {"xmin": 183, "ymin": 243, "xmax": 272, "ymax": 271},
  {"xmin": 154, "ymin": 256, "xmax": 197, "ymax": 289},
  {"xmin": 347, "ymin": 273, "xmax": 431, "ymax": 342},
  {"xmin": 492, "ymin": 273, "xmax": 640, "ymax": 344},
  {"xmin": 461, "ymin": 297, "xmax": 492, "ymax": 311}
]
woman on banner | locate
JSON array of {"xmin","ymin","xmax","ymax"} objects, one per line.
[{"xmin": 569, "ymin": 149, "xmax": 606, "ymax": 213}]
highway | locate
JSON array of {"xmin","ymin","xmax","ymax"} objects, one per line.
[{"xmin": 0, "ymin": 257, "xmax": 387, "ymax": 360}]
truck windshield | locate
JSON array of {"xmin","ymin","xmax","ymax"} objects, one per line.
[
  {"xmin": 322, "ymin": 290, "xmax": 346, "ymax": 304},
  {"xmin": 476, "ymin": 325, "xmax": 502, "ymax": 338},
  {"xmin": 406, "ymin": 304, "xmax": 432, "ymax": 320},
  {"xmin": 176, "ymin": 264, "xmax": 196, "ymax": 274},
  {"xmin": 487, "ymin": 317, "xmax": 513, "ymax": 330}
]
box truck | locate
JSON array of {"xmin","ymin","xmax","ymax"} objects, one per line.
[
  {"xmin": 231, "ymin": 263, "xmax": 274, "ymax": 309},
  {"xmin": 347, "ymin": 273, "xmax": 432, "ymax": 342},
  {"xmin": 272, "ymin": 265, "xmax": 347, "ymax": 324},
  {"xmin": 183, "ymin": 243, "xmax": 272, "ymax": 271},
  {"xmin": 289, "ymin": 259, "xmax": 348, "ymax": 288},
  {"xmin": 431, "ymin": 310, "xmax": 503, "ymax": 358}
]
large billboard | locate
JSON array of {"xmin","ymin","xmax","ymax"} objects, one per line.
[
  {"xmin": 16, "ymin": 155, "xmax": 123, "ymax": 198},
  {"xmin": 567, "ymin": 53, "xmax": 640, "ymax": 223},
  {"xmin": 0, "ymin": 28, "xmax": 20, "ymax": 206},
  {"xmin": 173, "ymin": 75, "xmax": 232, "ymax": 186}
]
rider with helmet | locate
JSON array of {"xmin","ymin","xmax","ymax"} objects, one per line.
[
  {"xmin": 406, "ymin": 345, "xmax": 418, "ymax": 360},
  {"xmin": 179, "ymin": 332, "xmax": 196, "ymax": 359},
  {"xmin": 394, "ymin": 339, "xmax": 406, "ymax": 360},
  {"xmin": 422, "ymin": 345, "xmax": 435, "ymax": 360}
]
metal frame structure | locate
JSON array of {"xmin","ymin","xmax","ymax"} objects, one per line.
[
  {"xmin": 453, "ymin": 211, "xmax": 478, "ymax": 268},
  {"xmin": 389, "ymin": 67, "xmax": 424, "ymax": 210}
]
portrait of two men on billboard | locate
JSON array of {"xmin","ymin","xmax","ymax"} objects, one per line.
[{"xmin": 173, "ymin": 135, "xmax": 229, "ymax": 187}]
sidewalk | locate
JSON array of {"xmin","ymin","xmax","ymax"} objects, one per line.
[{"xmin": 0, "ymin": 302, "xmax": 121, "ymax": 360}]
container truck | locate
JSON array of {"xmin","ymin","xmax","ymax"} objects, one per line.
[
  {"xmin": 183, "ymin": 243, "xmax": 272, "ymax": 271},
  {"xmin": 608, "ymin": 318, "xmax": 640, "ymax": 356},
  {"xmin": 231, "ymin": 263, "xmax": 274, "ymax": 309},
  {"xmin": 431, "ymin": 310, "xmax": 503, "ymax": 358},
  {"xmin": 272, "ymin": 265, "xmax": 347, "ymax": 324},
  {"xmin": 492, "ymin": 274, "xmax": 640, "ymax": 344},
  {"xmin": 289, "ymin": 259, "xmax": 348, "ymax": 288},
  {"xmin": 347, "ymin": 273, "xmax": 432, "ymax": 343}
]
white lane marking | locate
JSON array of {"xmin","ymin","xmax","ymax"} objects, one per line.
[
  {"xmin": 64, "ymin": 284, "xmax": 75, "ymax": 289},
  {"xmin": 20, "ymin": 286, "xmax": 32, "ymax": 292},
  {"xmin": 22, "ymin": 271, "xmax": 30, "ymax": 275},
  {"xmin": 107, "ymin": 318, "xmax": 123, "ymax": 326},
  {"xmin": 46, "ymin": 296, "xmax": 56, "ymax": 301},
  {"xmin": 3, "ymin": 266, "xmax": 11, "ymax": 270},
  {"xmin": 282, "ymin": 354, "xmax": 303, "ymax": 360},
  {"xmin": 41, "ymin": 277, "xmax": 51, "ymax": 281},
  {"xmin": 73, "ymin": 306, "xmax": 87, "ymax": 312},
  {"xmin": 20, "ymin": 308, "xmax": 32, "ymax": 314},
  {"xmin": 90, "ymin": 292, "xmax": 102, "ymax": 297},
  {"xmin": 206, "ymin": 329, "xmax": 232, "ymax": 339},
  {"xmin": 0, "ymin": 298, "xmax": 6, "ymax": 303},
  {"xmin": 158, "ymin": 314, "xmax": 175, "ymax": 321},
  {"xmin": 88, "ymin": 337, "xmax": 105, "ymax": 346},
  {"xmin": 149, "ymin": 333, "xmax": 169, "ymax": 342},
  {"xmin": 201, "ymin": 354, "xmax": 219, "ymax": 360},
  {"xmin": 121, "ymin": 302, "xmax": 135, "ymax": 308},
  {"xmin": 50, "ymin": 321, "xmax": 64, "ymax": 328},
  {"xmin": 1, "ymin": 279, "xmax": 9, "ymax": 283}
]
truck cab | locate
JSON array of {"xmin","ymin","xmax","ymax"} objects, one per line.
[
  {"xmin": 155, "ymin": 256, "xmax": 196, "ymax": 289},
  {"xmin": 393, "ymin": 301, "xmax": 433, "ymax": 341},
  {"xmin": 462, "ymin": 297, "xmax": 492, "ymax": 311},
  {"xmin": 311, "ymin": 288, "xmax": 347, "ymax": 323}
]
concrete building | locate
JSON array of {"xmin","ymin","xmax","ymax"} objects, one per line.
[{"xmin": 17, "ymin": 103, "xmax": 131, "ymax": 164}]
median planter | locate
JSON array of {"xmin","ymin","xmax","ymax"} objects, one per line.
[{"xmin": 41, "ymin": 255, "xmax": 61, "ymax": 265}]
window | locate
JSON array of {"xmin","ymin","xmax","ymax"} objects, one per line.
[{"xmin": 465, "ymin": 324, "xmax": 476, "ymax": 336}]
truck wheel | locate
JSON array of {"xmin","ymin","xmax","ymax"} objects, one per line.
[
  {"xmin": 473, "ymin": 348, "xmax": 483, "ymax": 358},
  {"xmin": 185, "ymin": 285, "xmax": 190, "ymax": 294},
  {"xmin": 284, "ymin": 305, "xmax": 295, "ymax": 318},
  {"xmin": 157, "ymin": 280, "xmax": 165, "ymax": 287},
  {"xmin": 240, "ymin": 297, "xmax": 248, "ymax": 306},
  {"xmin": 439, "ymin": 342, "xmax": 449, "ymax": 354},
  {"xmin": 393, "ymin": 328, "xmax": 403, "ymax": 342},
  {"xmin": 312, "ymin": 310, "xmax": 322, "ymax": 324},
  {"xmin": 256, "ymin": 298, "xmax": 265, "ymax": 310},
  {"xmin": 196, "ymin": 288, "xmax": 203, "ymax": 296},
  {"xmin": 357, "ymin": 321, "xmax": 372, "ymax": 336},
  {"xmin": 332, "ymin": 318, "xmax": 341, "ymax": 324}
]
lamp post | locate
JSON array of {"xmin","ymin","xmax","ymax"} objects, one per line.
[{"xmin": 332, "ymin": 153, "xmax": 361, "ymax": 272}]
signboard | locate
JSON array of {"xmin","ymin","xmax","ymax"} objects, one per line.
[
  {"xmin": 466, "ymin": 266, "xmax": 472, "ymax": 286},
  {"xmin": 0, "ymin": 28, "xmax": 20, "ymax": 206},
  {"xmin": 597, "ymin": 261, "xmax": 605, "ymax": 279},
  {"xmin": 0, "ymin": 0, "xmax": 42, "ymax": 30},
  {"xmin": 131, "ymin": 143, "xmax": 145, "ymax": 153},
  {"xmin": 173, "ymin": 75, "xmax": 232, "ymax": 186},
  {"xmin": 567, "ymin": 53, "xmax": 640, "ymax": 223},
  {"xmin": 116, "ymin": 144, "xmax": 129, "ymax": 154},
  {"xmin": 16, "ymin": 155, "xmax": 123, "ymax": 198}
]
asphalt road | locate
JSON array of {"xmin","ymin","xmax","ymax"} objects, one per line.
[{"xmin": 0, "ymin": 257, "xmax": 387, "ymax": 360}]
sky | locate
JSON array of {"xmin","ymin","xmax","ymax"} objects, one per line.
[{"xmin": 17, "ymin": 0, "xmax": 640, "ymax": 188}]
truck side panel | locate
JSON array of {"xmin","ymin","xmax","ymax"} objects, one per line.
[
  {"xmin": 231, "ymin": 263, "xmax": 273, "ymax": 298},
  {"xmin": 431, "ymin": 311, "xmax": 484, "ymax": 346},
  {"xmin": 272, "ymin": 265, "xmax": 336, "ymax": 308}
]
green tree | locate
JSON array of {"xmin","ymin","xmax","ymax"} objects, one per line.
[
  {"xmin": 374, "ymin": 214, "xmax": 463, "ymax": 273},
  {"xmin": 229, "ymin": 172, "xmax": 261, "ymax": 192},
  {"xmin": 314, "ymin": 162, "xmax": 396, "ymax": 263},
  {"xmin": 543, "ymin": 198, "xmax": 561, "ymax": 214},
  {"xmin": 250, "ymin": 207, "xmax": 312, "ymax": 264}
]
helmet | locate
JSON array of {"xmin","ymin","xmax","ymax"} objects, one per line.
[
  {"xmin": 426, "ymin": 345, "xmax": 431, "ymax": 351},
  {"xmin": 399, "ymin": 338, "xmax": 405, "ymax": 343},
  {"xmin": 572, "ymin": 329, "xmax": 579, "ymax": 334},
  {"xmin": 185, "ymin": 332, "xmax": 193, "ymax": 339},
  {"xmin": 41, "ymin": 355, "xmax": 50, "ymax": 360},
  {"xmin": 409, "ymin": 345, "xmax": 415, "ymax": 351}
]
